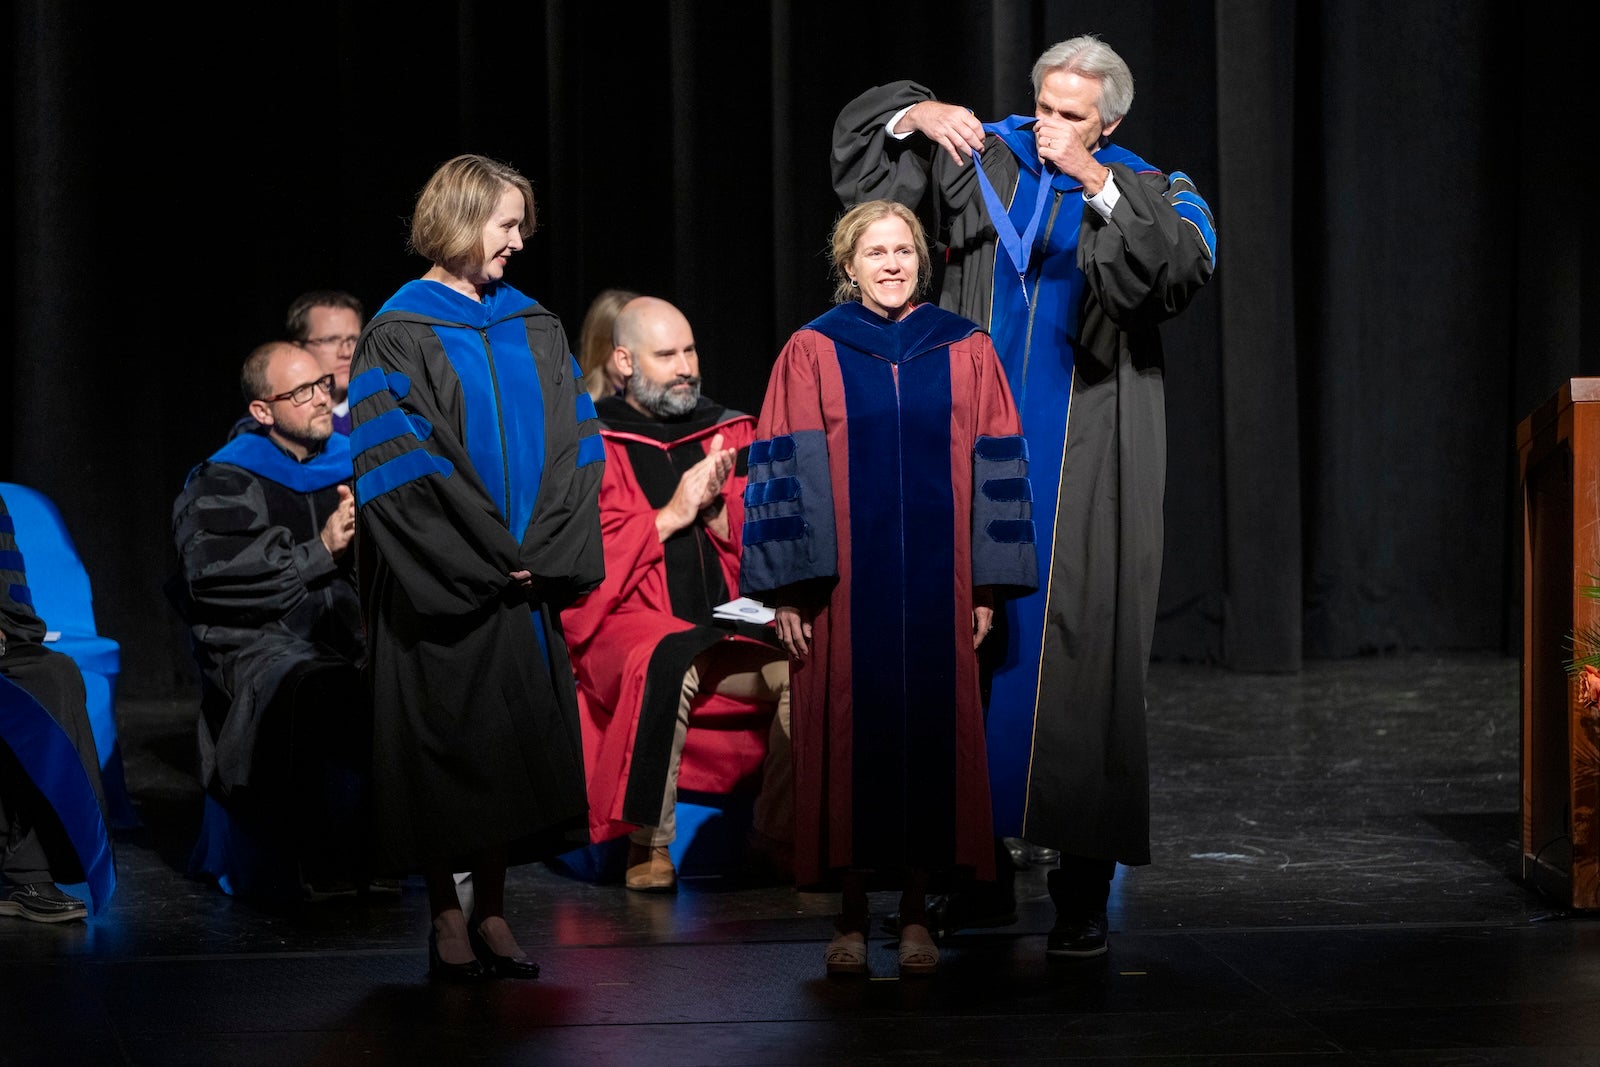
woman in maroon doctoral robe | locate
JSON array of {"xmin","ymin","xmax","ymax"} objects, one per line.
[{"xmin": 740, "ymin": 200, "xmax": 1037, "ymax": 977}]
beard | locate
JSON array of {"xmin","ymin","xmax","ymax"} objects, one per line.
[
  {"xmin": 628, "ymin": 371, "xmax": 701, "ymax": 418},
  {"xmin": 278, "ymin": 412, "xmax": 333, "ymax": 454}
]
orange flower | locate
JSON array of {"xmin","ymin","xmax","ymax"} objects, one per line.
[{"xmin": 1579, "ymin": 665, "xmax": 1600, "ymax": 709}]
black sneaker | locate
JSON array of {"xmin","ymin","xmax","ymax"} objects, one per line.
[
  {"xmin": 1046, "ymin": 913, "xmax": 1108, "ymax": 958},
  {"xmin": 0, "ymin": 881, "xmax": 88, "ymax": 924}
]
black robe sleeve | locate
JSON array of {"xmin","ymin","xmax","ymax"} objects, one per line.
[
  {"xmin": 1080, "ymin": 164, "xmax": 1217, "ymax": 331},
  {"xmin": 0, "ymin": 491, "xmax": 48, "ymax": 644},
  {"xmin": 350, "ymin": 323, "xmax": 531, "ymax": 621},
  {"xmin": 171, "ymin": 464, "xmax": 339, "ymax": 628},
  {"xmin": 831, "ymin": 80, "xmax": 941, "ymax": 211}
]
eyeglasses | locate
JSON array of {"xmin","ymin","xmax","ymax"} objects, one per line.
[
  {"xmin": 302, "ymin": 334, "xmax": 360, "ymax": 350},
  {"xmin": 263, "ymin": 373, "xmax": 335, "ymax": 406}
]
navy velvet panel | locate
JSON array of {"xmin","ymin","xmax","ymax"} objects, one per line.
[{"xmin": 838, "ymin": 347, "xmax": 959, "ymax": 866}]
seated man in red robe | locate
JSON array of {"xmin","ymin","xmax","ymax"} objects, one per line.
[{"xmin": 563, "ymin": 296, "xmax": 791, "ymax": 893}]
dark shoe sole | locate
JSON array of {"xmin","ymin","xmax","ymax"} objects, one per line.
[
  {"xmin": 1046, "ymin": 941, "xmax": 1109, "ymax": 958},
  {"xmin": 0, "ymin": 901, "xmax": 87, "ymax": 924}
]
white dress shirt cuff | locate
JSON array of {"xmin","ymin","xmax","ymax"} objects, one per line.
[
  {"xmin": 886, "ymin": 105, "xmax": 916, "ymax": 140},
  {"xmin": 1085, "ymin": 169, "xmax": 1121, "ymax": 218}
]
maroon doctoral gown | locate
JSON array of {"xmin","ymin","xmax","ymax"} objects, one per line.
[
  {"xmin": 740, "ymin": 301, "xmax": 1037, "ymax": 888},
  {"xmin": 562, "ymin": 397, "xmax": 781, "ymax": 844}
]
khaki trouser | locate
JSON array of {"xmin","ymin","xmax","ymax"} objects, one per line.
[{"xmin": 630, "ymin": 648, "xmax": 793, "ymax": 848}]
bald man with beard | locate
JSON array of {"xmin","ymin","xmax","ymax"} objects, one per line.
[{"xmin": 563, "ymin": 297, "xmax": 793, "ymax": 892}]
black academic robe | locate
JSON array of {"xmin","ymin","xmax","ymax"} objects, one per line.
[
  {"xmin": 349, "ymin": 279, "xmax": 605, "ymax": 872},
  {"xmin": 169, "ymin": 432, "xmax": 364, "ymax": 794},
  {"xmin": 833, "ymin": 81, "xmax": 1217, "ymax": 865},
  {"xmin": 0, "ymin": 490, "xmax": 114, "ymax": 911}
]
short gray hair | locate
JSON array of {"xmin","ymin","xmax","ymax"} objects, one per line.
[{"xmin": 1031, "ymin": 34, "xmax": 1135, "ymax": 127}]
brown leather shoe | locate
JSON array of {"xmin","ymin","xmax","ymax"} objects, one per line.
[{"xmin": 625, "ymin": 843, "xmax": 677, "ymax": 893}]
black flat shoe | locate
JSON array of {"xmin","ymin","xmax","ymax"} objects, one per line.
[
  {"xmin": 428, "ymin": 928, "xmax": 487, "ymax": 983},
  {"xmin": 468, "ymin": 923, "xmax": 541, "ymax": 980}
]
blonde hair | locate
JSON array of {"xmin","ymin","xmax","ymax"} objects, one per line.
[
  {"xmin": 577, "ymin": 288, "xmax": 640, "ymax": 401},
  {"xmin": 829, "ymin": 199, "xmax": 931, "ymax": 306},
  {"xmin": 407, "ymin": 154, "xmax": 537, "ymax": 275}
]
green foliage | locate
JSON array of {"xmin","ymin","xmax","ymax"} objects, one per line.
[{"xmin": 1567, "ymin": 574, "xmax": 1600, "ymax": 675}]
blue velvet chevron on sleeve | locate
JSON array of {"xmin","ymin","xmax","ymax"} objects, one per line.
[{"xmin": 348, "ymin": 367, "xmax": 455, "ymax": 507}]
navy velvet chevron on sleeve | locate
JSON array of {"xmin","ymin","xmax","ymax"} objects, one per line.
[
  {"xmin": 739, "ymin": 431, "xmax": 837, "ymax": 597},
  {"xmin": 972, "ymin": 433, "xmax": 1037, "ymax": 589}
]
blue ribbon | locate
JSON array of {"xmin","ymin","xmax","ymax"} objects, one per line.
[{"xmin": 971, "ymin": 144, "xmax": 1053, "ymax": 308}]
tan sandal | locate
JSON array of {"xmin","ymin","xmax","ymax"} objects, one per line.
[
  {"xmin": 897, "ymin": 922, "xmax": 939, "ymax": 976},
  {"xmin": 824, "ymin": 930, "xmax": 868, "ymax": 976}
]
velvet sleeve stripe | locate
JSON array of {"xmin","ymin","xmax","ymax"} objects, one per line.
[
  {"xmin": 972, "ymin": 433, "xmax": 1039, "ymax": 588},
  {"xmin": 744, "ymin": 475, "xmax": 801, "ymax": 507},
  {"xmin": 354, "ymin": 450, "xmax": 455, "ymax": 507},
  {"xmin": 744, "ymin": 516, "xmax": 807, "ymax": 543},
  {"xmin": 0, "ymin": 550, "xmax": 24, "ymax": 573},
  {"xmin": 1167, "ymin": 172, "xmax": 1217, "ymax": 264},
  {"xmin": 981, "ymin": 477, "xmax": 1032, "ymax": 503},
  {"xmin": 348, "ymin": 367, "xmax": 386, "ymax": 407},
  {"xmin": 572, "ymin": 363, "xmax": 605, "ymax": 469},
  {"xmin": 0, "ymin": 515, "xmax": 12, "ymax": 534},
  {"xmin": 985, "ymin": 520, "xmax": 1036, "ymax": 544},
  {"xmin": 975, "ymin": 434, "xmax": 1028, "ymax": 463},
  {"xmin": 739, "ymin": 429, "xmax": 838, "ymax": 595},
  {"xmin": 577, "ymin": 434, "xmax": 605, "ymax": 469},
  {"xmin": 747, "ymin": 435, "xmax": 796, "ymax": 467},
  {"xmin": 7, "ymin": 583, "xmax": 30, "ymax": 607},
  {"xmin": 348, "ymin": 408, "xmax": 431, "ymax": 456},
  {"xmin": 348, "ymin": 367, "xmax": 412, "ymax": 409}
]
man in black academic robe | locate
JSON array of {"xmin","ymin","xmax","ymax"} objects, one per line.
[{"xmin": 170, "ymin": 341, "xmax": 372, "ymax": 900}]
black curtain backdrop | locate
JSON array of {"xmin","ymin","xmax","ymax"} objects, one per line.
[{"xmin": 3, "ymin": 0, "xmax": 1586, "ymax": 698}]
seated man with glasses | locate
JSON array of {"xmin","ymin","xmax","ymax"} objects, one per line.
[
  {"xmin": 287, "ymin": 290, "xmax": 366, "ymax": 434},
  {"xmin": 168, "ymin": 340, "xmax": 380, "ymax": 902}
]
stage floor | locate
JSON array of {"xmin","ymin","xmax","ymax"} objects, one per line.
[{"xmin": 8, "ymin": 653, "xmax": 1600, "ymax": 1064}]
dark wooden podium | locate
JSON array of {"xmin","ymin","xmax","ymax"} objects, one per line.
[{"xmin": 1519, "ymin": 377, "xmax": 1600, "ymax": 909}]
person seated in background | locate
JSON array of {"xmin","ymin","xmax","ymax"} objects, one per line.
[
  {"xmin": 286, "ymin": 290, "xmax": 366, "ymax": 434},
  {"xmin": 562, "ymin": 295, "xmax": 792, "ymax": 893},
  {"xmin": 227, "ymin": 291, "xmax": 366, "ymax": 441},
  {"xmin": 169, "ymin": 340, "xmax": 375, "ymax": 901},
  {"xmin": 0, "ymin": 489, "xmax": 114, "ymax": 923},
  {"xmin": 577, "ymin": 287, "xmax": 639, "ymax": 403}
]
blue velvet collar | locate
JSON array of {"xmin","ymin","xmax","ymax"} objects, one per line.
[
  {"xmin": 804, "ymin": 301, "xmax": 978, "ymax": 363},
  {"xmin": 373, "ymin": 278, "xmax": 541, "ymax": 329},
  {"xmin": 200, "ymin": 431, "xmax": 352, "ymax": 492}
]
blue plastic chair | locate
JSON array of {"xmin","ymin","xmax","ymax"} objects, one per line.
[{"xmin": 0, "ymin": 482, "xmax": 137, "ymax": 828}]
